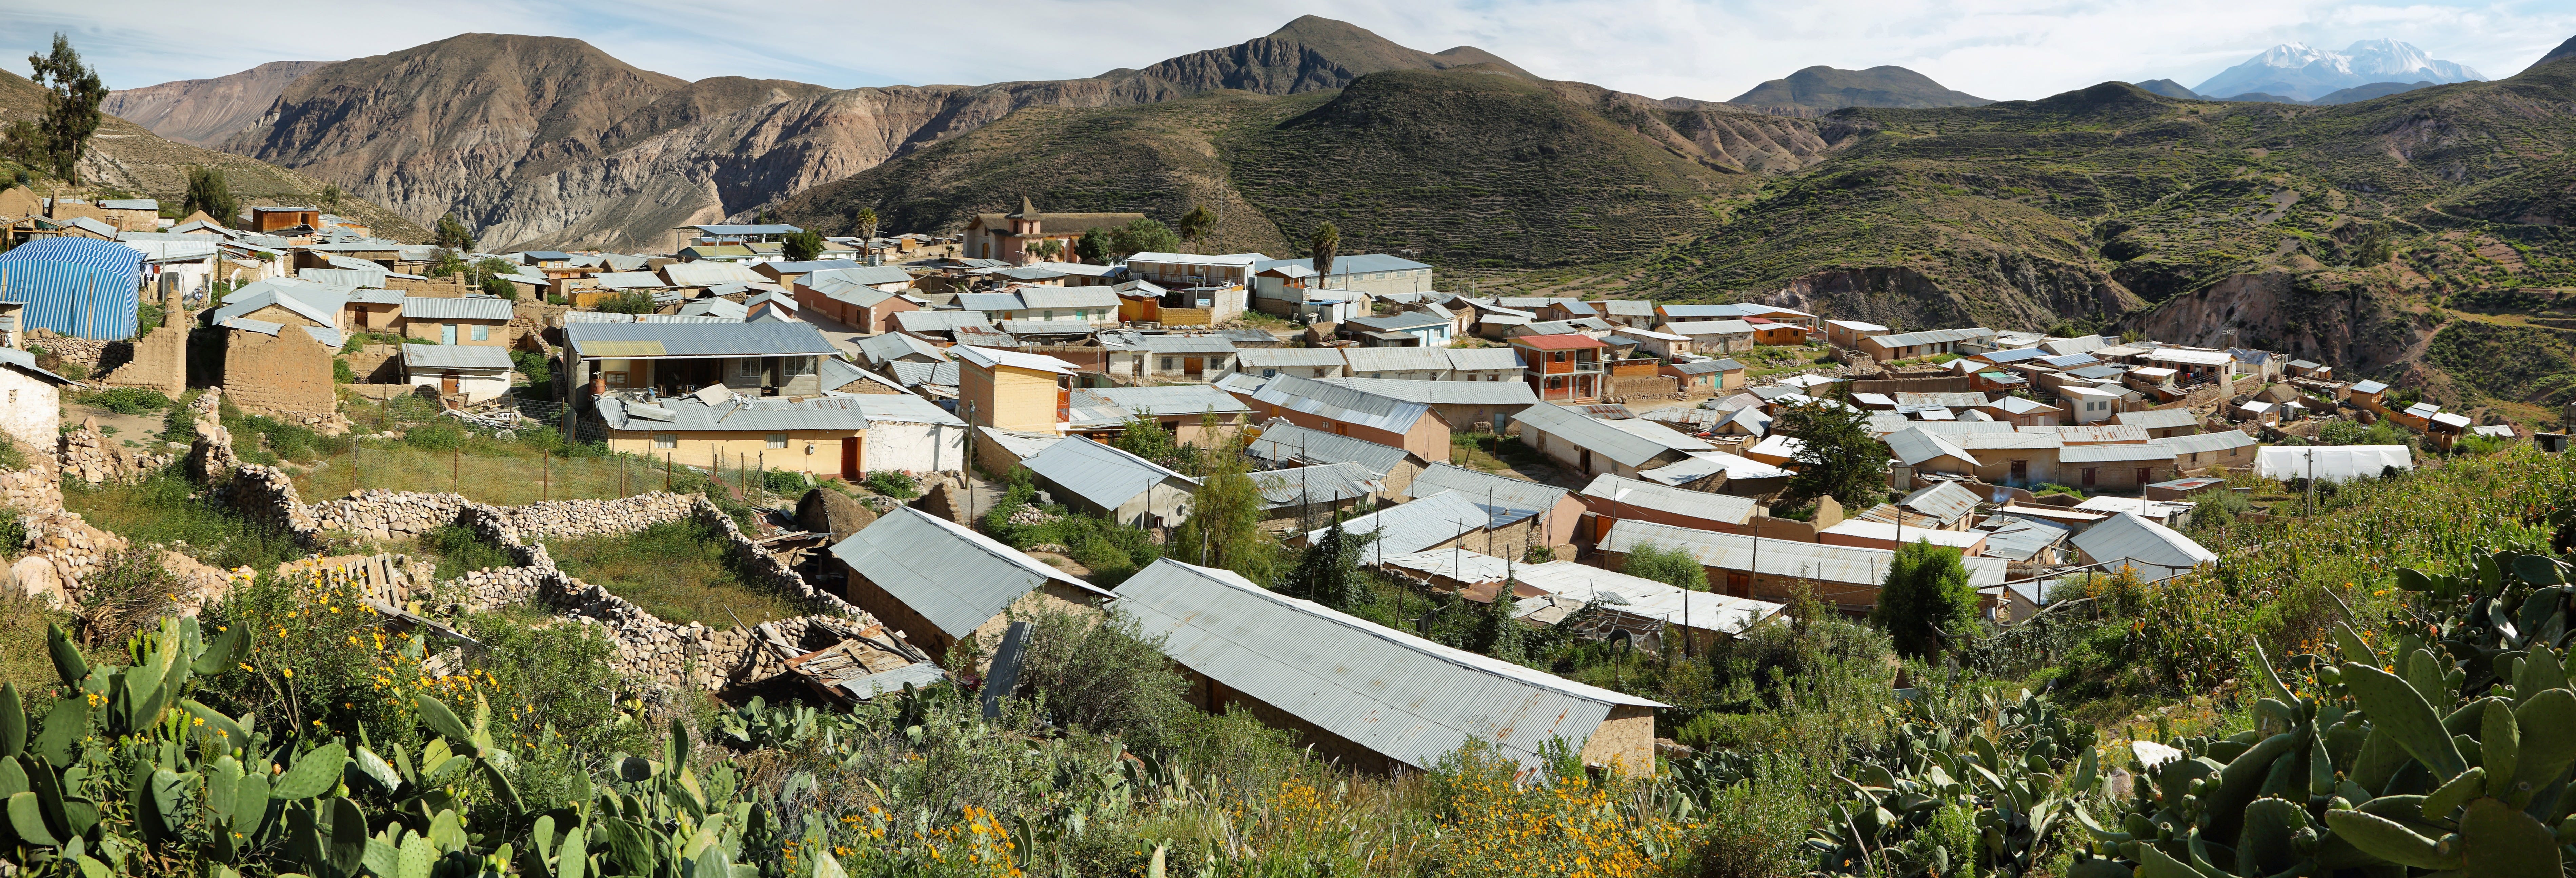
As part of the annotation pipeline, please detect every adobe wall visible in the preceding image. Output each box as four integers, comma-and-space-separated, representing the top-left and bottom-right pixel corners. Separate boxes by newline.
343, 344, 404, 383
101, 325, 187, 396
222, 327, 337, 421
1848, 374, 1979, 395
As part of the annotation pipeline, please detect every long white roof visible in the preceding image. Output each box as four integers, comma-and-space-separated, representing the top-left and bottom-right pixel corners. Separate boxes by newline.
1114, 559, 1662, 772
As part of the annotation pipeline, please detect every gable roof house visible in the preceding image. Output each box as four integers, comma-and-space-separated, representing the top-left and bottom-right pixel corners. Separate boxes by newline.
1513, 402, 1711, 479
592, 390, 874, 476
1244, 418, 1428, 498
1407, 462, 1587, 552
796, 266, 920, 333
955, 345, 1080, 434
1240, 374, 1452, 463
1116, 559, 1662, 775
1600, 519, 2009, 615
401, 343, 515, 404
562, 321, 840, 400
2112, 407, 2201, 438
1301, 489, 1543, 566
830, 507, 1116, 658
1320, 376, 1540, 434
1228, 347, 1348, 381
2070, 512, 2216, 583
1579, 473, 1759, 540
1021, 436, 1199, 528
1246, 462, 1383, 529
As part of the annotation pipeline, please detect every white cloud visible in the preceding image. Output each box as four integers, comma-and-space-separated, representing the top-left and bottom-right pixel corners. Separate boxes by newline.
5, 0, 2571, 102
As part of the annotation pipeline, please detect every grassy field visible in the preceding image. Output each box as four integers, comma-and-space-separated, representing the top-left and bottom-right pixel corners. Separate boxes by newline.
543, 519, 798, 626
61, 469, 306, 571
293, 439, 681, 507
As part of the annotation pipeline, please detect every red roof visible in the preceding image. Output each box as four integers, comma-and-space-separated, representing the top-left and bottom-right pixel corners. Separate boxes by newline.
1512, 333, 1606, 351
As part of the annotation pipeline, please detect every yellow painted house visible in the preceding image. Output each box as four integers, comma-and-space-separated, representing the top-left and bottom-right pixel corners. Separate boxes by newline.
955, 345, 1079, 434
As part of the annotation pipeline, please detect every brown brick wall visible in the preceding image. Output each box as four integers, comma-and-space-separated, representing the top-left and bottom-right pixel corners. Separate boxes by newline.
223, 327, 337, 418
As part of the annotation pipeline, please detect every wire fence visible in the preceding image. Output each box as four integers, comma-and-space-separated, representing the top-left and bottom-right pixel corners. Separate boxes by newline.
313, 392, 814, 509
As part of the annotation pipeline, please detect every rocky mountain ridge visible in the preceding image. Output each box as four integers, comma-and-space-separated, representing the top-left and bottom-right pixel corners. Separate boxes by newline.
2193, 39, 2483, 101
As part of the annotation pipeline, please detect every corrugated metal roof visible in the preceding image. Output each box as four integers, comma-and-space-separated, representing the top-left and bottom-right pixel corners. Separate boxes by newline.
0, 345, 72, 384
1235, 348, 1345, 368
1886, 427, 1980, 467
1513, 403, 1707, 468
1633, 451, 1792, 486
1343, 347, 1451, 373
955, 345, 1077, 375
1023, 436, 1198, 510
890, 310, 992, 333
1900, 482, 1983, 524
595, 392, 873, 432
2048, 423, 2149, 444
565, 321, 836, 359
1658, 320, 1754, 336
662, 261, 767, 287
212, 287, 339, 328
979, 426, 1065, 462
2059, 444, 2176, 463
401, 345, 514, 370
830, 507, 1109, 641
1248, 462, 1381, 508
999, 320, 1096, 336
399, 296, 514, 321
1867, 327, 1995, 348
1581, 474, 1756, 525
1245, 420, 1415, 474
2070, 513, 2215, 581
1308, 489, 1531, 556
1082, 385, 1251, 418
1116, 559, 1658, 771
678, 297, 749, 319
1444, 347, 1524, 371
1604, 519, 2008, 590
1378, 549, 1514, 585
1250, 374, 1432, 434
1248, 253, 1432, 275
1320, 377, 1538, 407
850, 392, 966, 426
1139, 334, 1237, 354
855, 331, 946, 366
1513, 561, 1783, 634
691, 224, 804, 234
1407, 463, 1573, 513
887, 360, 959, 387
2349, 380, 2388, 394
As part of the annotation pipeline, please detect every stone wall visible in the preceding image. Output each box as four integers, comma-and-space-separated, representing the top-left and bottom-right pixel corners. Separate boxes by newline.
57, 422, 174, 486
24, 329, 123, 373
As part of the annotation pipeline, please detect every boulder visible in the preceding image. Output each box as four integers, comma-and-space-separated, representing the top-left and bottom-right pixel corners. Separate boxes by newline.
796, 488, 877, 542
8, 556, 64, 606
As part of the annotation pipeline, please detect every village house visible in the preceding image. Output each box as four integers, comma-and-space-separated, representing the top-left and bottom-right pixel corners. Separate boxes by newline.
1132, 335, 1240, 381
2069, 512, 2216, 583
1597, 300, 1658, 328
562, 320, 838, 401
1445, 347, 1524, 382
1345, 312, 1454, 347
1321, 377, 1539, 433
1513, 402, 1711, 479
2152, 429, 2257, 472
1578, 473, 1758, 542
1247, 463, 1382, 531
1513, 333, 1608, 404
1817, 519, 1990, 555
401, 344, 515, 403
1662, 357, 1746, 396
1858, 327, 1996, 362
1653, 320, 1755, 355
1228, 348, 1348, 380
0, 237, 144, 340
591, 388, 876, 476
830, 507, 1116, 660
2059, 442, 2178, 491
1125, 251, 1265, 289
954, 345, 1080, 435
0, 346, 73, 451
400, 296, 515, 346
1116, 559, 1663, 775
960, 202, 1143, 263
2113, 407, 2199, 438
2058, 385, 2124, 423
1245, 419, 1428, 498
1408, 463, 1588, 553
1070, 385, 1251, 447
1823, 320, 1890, 348
1742, 317, 1809, 346
1021, 436, 1199, 529
1240, 374, 1452, 463
1302, 489, 1542, 561
1249, 254, 1434, 298
1600, 519, 2009, 615
1654, 303, 1815, 327
955, 286, 1121, 326
1341, 347, 1452, 380
796, 266, 919, 332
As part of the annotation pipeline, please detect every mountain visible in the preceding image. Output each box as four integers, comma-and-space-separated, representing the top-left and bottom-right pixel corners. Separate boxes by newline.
770, 69, 1834, 267
101, 60, 333, 147
2192, 40, 2482, 102
2309, 81, 2437, 105
0, 70, 425, 241
2130, 79, 2201, 99
1727, 65, 1991, 115
2533, 36, 2576, 72
162, 18, 1532, 250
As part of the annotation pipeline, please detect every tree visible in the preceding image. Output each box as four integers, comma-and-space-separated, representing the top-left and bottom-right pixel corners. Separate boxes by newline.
1075, 228, 1111, 264
428, 248, 466, 278
1168, 436, 1279, 586
1029, 238, 1064, 261
434, 213, 476, 251
783, 230, 823, 261
320, 183, 342, 208
1107, 218, 1179, 259
180, 166, 238, 227
850, 206, 879, 241
1870, 539, 1979, 658
1310, 221, 1341, 281
1475, 574, 1527, 663
1176, 204, 1218, 248
26, 34, 105, 183
1620, 542, 1709, 591
1775, 399, 1888, 508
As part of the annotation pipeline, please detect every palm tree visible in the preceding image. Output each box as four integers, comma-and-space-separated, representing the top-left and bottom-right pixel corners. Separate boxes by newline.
1310, 222, 1340, 284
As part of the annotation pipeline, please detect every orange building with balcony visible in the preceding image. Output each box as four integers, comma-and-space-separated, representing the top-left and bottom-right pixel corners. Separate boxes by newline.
1513, 334, 1608, 404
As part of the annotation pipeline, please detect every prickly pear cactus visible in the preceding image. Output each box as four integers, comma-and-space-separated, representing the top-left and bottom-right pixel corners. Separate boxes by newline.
2069, 548, 2576, 878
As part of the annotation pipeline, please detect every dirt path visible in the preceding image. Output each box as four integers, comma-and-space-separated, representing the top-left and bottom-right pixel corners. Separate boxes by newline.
61, 402, 173, 451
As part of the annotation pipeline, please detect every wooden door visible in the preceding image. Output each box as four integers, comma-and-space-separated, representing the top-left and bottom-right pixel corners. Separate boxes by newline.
840, 437, 861, 480
2136, 467, 2152, 486
1183, 356, 1204, 375
2081, 467, 2097, 488
1579, 449, 1593, 474
2010, 459, 2028, 483
440, 371, 459, 394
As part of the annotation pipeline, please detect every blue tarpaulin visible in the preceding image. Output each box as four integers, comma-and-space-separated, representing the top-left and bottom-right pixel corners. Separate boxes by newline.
0, 238, 143, 340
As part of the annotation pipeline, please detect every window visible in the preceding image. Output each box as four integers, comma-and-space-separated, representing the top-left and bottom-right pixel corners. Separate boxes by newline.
1161, 357, 1176, 370
470, 324, 489, 341
1263, 369, 1277, 377
737, 358, 764, 379
766, 433, 787, 449
652, 434, 677, 449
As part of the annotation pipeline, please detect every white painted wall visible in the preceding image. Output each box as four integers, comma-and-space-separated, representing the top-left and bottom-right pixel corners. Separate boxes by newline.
864, 420, 965, 474
0, 369, 61, 453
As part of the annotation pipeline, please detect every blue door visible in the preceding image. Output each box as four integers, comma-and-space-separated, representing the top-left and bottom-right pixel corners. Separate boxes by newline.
441, 323, 456, 345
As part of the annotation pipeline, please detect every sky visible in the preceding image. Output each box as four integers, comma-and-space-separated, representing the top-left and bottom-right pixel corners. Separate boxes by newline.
6, 0, 2574, 102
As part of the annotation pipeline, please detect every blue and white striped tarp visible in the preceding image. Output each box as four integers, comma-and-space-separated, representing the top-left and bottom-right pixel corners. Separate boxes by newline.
0, 238, 143, 340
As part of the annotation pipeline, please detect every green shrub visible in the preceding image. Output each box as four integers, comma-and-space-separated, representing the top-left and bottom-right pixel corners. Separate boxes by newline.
1618, 541, 1709, 591
862, 469, 920, 498
761, 468, 811, 496
75, 387, 172, 414
422, 523, 518, 578
593, 290, 656, 314
331, 357, 354, 384
402, 418, 465, 451
1012, 607, 1193, 750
